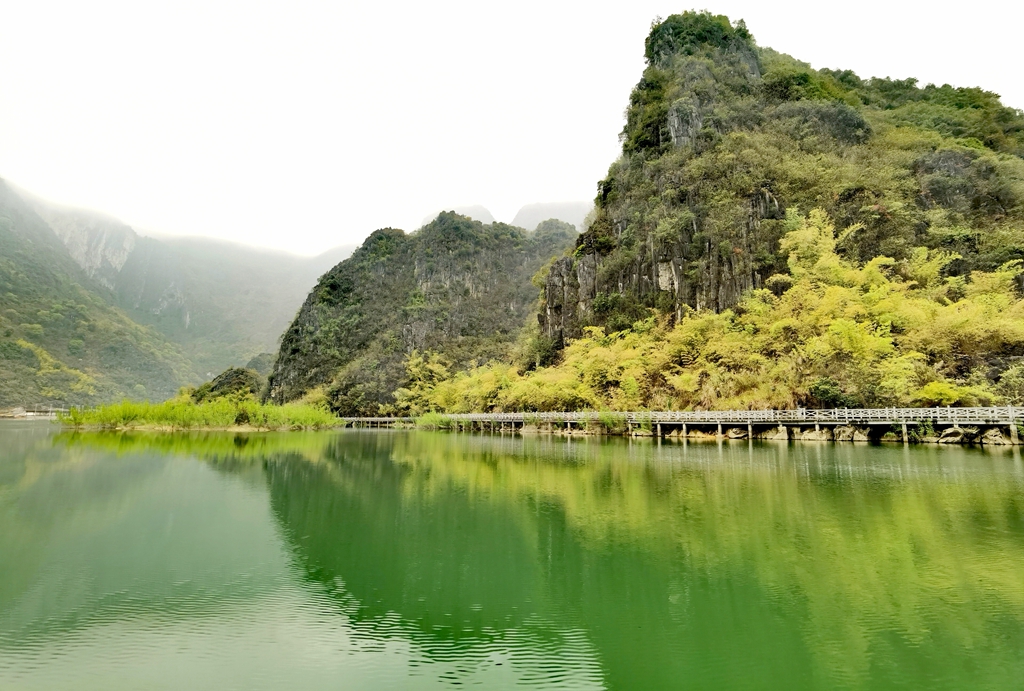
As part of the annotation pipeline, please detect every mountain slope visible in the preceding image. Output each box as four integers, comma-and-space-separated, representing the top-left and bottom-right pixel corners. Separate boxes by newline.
132, 236, 355, 378
0, 179, 196, 406
541, 11, 1024, 342
269, 213, 577, 414
21, 192, 354, 377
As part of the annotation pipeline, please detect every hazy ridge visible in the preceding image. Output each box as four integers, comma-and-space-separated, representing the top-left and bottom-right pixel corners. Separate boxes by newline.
0, 182, 353, 406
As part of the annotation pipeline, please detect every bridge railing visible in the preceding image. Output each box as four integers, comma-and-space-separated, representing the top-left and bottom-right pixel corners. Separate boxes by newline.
343, 407, 1024, 426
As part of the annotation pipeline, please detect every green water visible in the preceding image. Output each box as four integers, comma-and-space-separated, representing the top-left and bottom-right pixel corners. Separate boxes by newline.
1, 422, 1023, 690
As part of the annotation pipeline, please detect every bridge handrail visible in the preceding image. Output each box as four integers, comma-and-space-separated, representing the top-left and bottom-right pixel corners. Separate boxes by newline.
342, 406, 1024, 425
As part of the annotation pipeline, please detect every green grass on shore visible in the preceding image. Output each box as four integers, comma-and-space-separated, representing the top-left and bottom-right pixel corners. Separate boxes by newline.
59, 396, 342, 431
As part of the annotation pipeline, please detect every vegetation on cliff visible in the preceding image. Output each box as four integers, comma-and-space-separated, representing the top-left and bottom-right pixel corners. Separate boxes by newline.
0, 179, 197, 406
399, 209, 1024, 412
388, 12, 1024, 414
25, 191, 352, 378
268, 213, 577, 415
541, 11, 1024, 344
190, 366, 266, 403
66, 10, 1020, 418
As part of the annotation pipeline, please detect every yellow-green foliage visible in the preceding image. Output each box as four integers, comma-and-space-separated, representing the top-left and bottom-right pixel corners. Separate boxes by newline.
17, 339, 98, 399
61, 393, 342, 430
0, 199, 198, 406
414, 411, 454, 430
404, 210, 1024, 412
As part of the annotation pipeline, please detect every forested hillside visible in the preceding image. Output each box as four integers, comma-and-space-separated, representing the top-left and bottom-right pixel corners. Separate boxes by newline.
400, 12, 1024, 413
403, 211, 1024, 412
17, 11, 1024, 414
542, 11, 1024, 342
0, 180, 353, 407
0, 180, 196, 406
26, 193, 352, 378
268, 213, 577, 414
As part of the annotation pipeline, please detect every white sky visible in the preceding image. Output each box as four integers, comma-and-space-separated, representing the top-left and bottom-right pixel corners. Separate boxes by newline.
2, 0, 1021, 255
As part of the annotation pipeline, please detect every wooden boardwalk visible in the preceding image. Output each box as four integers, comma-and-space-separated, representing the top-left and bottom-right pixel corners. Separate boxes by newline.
345, 406, 1023, 425
0, 404, 69, 419
343, 406, 1024, 443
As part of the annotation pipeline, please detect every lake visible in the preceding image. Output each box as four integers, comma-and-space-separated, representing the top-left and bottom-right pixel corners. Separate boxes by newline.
1, 421, 1022, 690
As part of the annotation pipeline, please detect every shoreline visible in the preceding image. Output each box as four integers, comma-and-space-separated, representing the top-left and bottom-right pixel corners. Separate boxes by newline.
49, 405, 1024, 446
51, 421, 1023, 446
57, 423, 348, 433
424, 425, 1021, 446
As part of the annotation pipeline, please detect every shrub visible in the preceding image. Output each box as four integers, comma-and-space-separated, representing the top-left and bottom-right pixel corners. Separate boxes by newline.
416, 412, 453, 430
401, 209, 1024, 413
58, 396, 341, 430
597, 410, 628, 434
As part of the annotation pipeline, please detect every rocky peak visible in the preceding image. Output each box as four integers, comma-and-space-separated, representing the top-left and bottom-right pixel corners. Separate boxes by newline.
539, 11, 1024, 345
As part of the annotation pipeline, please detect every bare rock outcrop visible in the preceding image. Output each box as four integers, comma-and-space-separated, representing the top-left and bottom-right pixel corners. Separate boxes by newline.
980, 428, 1013, 445
938, 426, 979, 444
833, 425, 870, 442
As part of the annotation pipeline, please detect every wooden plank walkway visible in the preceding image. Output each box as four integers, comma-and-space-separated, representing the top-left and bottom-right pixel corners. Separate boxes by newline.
0, 405, 69, 419
344, 407, 1024, 426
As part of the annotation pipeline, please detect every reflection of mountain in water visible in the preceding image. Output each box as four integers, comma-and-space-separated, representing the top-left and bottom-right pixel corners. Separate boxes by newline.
264, 434, 608, 686
16, 428, 1024, 690
265, 434, 817, 689
264, 432, 1024, 691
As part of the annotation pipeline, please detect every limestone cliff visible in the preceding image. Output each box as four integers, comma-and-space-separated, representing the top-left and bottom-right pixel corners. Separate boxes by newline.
20, 193, 354, 377
0, 178, 196, 405
541, 11, 1024, 343
269, 213, 576, 414
30, 203, 137, 290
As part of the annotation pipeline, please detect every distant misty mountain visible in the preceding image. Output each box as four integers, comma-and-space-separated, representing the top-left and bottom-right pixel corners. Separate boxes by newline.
24, 192, 356, 378
421, 203, 592, 232
0, 178, 195, 406
120, 235, 356, 377
0, 180, 355, 407
511, 202, 592, 232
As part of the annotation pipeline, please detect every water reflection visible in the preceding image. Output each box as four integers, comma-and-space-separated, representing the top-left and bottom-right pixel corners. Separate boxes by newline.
1, 424, 1023, 690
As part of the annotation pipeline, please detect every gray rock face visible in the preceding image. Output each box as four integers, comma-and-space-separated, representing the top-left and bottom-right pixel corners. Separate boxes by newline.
980, 428, 1013, 445
833, 425, 870, 442
800, 428, 833, 441
30, 203, 136, 289
543, 253, 598, 343
938, 426, 979, 443
541, 187, 785, 341
761, 425, 791, 440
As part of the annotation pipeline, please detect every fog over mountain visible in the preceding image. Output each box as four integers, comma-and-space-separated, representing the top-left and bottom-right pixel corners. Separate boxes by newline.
2, 1, 1021, 256
511, 202, 592, 232
420, 202, 592, 232
0, 180, 355, 407
2, 174, 595, 409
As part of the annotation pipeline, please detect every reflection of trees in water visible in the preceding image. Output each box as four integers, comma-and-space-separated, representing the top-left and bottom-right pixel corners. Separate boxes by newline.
42, 430, 1024, 689
266, 433, 1024, 690
264, 433, 607, 687
0, 429, 174, 618
263, 436, 803, 688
